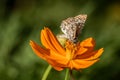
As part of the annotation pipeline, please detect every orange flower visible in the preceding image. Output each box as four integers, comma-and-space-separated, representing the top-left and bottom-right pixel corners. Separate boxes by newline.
30, 27, 104, 71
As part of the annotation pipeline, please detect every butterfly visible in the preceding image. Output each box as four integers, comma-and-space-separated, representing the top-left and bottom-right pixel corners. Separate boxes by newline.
60, 14, 87, 43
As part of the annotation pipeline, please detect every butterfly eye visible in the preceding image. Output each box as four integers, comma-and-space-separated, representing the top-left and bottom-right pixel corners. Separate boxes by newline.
61, 27, 67, 35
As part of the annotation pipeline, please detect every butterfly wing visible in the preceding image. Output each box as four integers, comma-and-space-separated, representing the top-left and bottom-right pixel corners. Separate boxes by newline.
60, 14, 87, 43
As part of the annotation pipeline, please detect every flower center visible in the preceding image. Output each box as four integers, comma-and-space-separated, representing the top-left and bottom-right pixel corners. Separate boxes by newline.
65, 40, 78, 60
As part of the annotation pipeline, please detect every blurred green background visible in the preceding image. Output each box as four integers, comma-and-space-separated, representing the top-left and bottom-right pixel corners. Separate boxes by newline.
0, 0, 120, 80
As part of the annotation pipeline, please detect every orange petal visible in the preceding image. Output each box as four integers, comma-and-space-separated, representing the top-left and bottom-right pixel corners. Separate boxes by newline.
41, 28, 65, 56
49, 50, 68, 65
30, 40, 65, 71
41, 29, 56, 51
46, 28, 65, 54
30, 40, 49, 60
45, 57, 65, 71
46, 59, 65, 71
76, 37, 96, 56
77, 48, 103, 60
80, 37, 95, 47
52, 66, 63, 71
69, 59, 99, 70
76, 47, 88, 55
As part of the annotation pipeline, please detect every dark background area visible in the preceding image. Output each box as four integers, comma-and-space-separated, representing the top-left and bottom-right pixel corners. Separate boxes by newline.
0, 0, 120, 80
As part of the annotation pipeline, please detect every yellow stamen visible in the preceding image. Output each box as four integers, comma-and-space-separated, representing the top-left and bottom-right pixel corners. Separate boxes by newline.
65, 40, 78, 60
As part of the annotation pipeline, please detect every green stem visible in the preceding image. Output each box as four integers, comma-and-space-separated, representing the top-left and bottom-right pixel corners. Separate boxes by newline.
42, 65, 52, 80
65, 69, 70, 80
